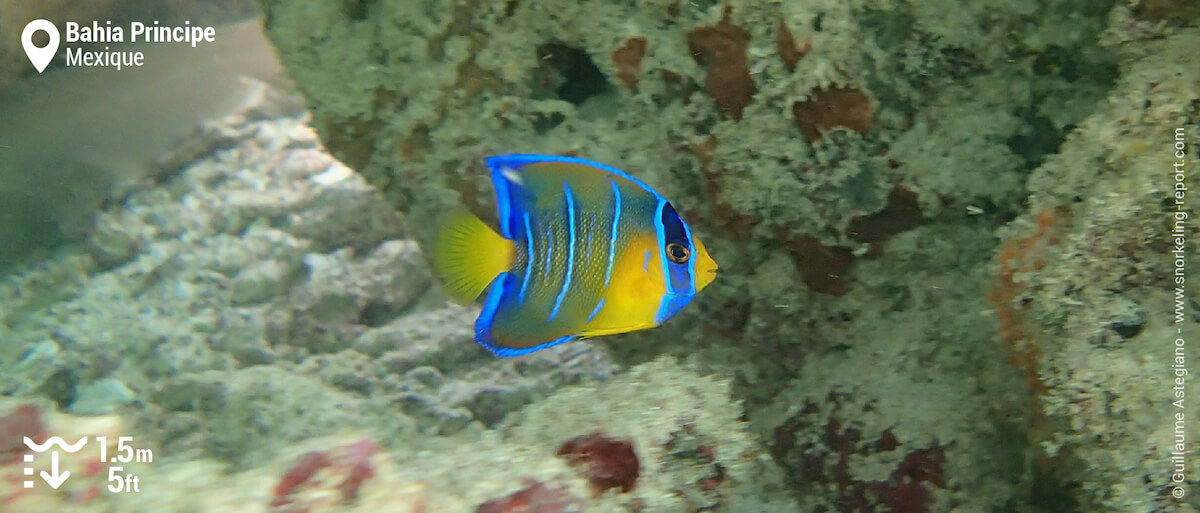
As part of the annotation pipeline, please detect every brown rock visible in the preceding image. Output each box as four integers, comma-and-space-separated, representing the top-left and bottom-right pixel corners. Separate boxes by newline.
776, 19, 810, 72
792, 86, 873, 141
686, 12, 756, 120
611, 36, 648, 91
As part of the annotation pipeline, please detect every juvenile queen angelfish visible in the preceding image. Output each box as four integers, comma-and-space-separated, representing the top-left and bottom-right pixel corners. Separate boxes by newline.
434, 154, 719, 357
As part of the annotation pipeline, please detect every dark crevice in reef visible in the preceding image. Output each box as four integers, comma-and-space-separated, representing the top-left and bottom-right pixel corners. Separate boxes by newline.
534, 43, 609, 105
1006, 109, 1066, 171
341, 0, 371, 21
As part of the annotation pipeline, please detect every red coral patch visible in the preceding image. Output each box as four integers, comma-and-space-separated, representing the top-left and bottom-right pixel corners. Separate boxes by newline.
0, 404, 44, 464
476, 482, 577, 513
556, 432, 639, 494
269, 438, 379, 511
772, 400, 950, 513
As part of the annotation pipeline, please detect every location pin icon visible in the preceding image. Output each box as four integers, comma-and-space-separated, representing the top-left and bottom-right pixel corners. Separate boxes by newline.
22, 19, 60, 73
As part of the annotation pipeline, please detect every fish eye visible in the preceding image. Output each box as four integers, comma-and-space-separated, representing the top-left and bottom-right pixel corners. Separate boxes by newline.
666, 243, 690, 263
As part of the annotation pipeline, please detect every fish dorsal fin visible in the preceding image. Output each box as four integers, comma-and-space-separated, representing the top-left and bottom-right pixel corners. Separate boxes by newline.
485, 154, 662, 238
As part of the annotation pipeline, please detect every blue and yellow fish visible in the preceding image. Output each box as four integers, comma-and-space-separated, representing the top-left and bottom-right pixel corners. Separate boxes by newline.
433, 154, 719, 356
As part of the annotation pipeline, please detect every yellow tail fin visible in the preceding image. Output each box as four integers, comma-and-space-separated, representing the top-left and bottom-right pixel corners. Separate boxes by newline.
433, 209, 515, 304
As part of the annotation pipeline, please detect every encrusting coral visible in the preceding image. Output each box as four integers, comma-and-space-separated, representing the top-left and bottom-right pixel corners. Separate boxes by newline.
2, 358, 796, 513
254, 0, 1187, 510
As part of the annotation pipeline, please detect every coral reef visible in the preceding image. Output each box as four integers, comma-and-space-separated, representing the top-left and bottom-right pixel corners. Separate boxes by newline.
254, 0, 1172, 510
2, 358, 793, 513
0, 98, 616, 468
494, 357, 794, 512
989, 26, 1200, 511
0, 0, 1193, 511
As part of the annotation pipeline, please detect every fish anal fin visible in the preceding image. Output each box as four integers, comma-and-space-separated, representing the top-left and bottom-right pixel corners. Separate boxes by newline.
485, 334, 578, 357
578, 322, 655, 338
472, 273, 584, 356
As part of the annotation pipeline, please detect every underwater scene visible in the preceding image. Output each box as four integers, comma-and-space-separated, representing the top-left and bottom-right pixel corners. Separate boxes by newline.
0, 0, 1198, 511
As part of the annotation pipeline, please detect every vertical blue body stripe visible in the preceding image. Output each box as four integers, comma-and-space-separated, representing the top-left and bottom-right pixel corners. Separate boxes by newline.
549, 182, 576, 321
519, 213, 534, 303
603, 180, 621, 288
543, 225, 552, 277
652, 199, 674, 295
681, 220, 696, 294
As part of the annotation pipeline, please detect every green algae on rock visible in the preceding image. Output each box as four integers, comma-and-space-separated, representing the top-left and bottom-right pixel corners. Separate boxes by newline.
255, 0, 1158, 510
991, 28, 1200, 512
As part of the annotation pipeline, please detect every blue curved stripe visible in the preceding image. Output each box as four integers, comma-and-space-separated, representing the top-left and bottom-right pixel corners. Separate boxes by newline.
680, 217, 697, 295
603, 180, 622, 288
586, 297, 605, 323
519, 213, 534, 303
548, 182, 576, 321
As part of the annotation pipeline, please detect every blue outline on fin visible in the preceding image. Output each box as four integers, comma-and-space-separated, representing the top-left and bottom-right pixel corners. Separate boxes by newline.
472, 274, 580, 354
484, 154, 666, 202
475, 272, 511, 353
474, 272, 579, 357
490, 166, 515, 239
549, 182, 576, 321
488, 335, 578, 357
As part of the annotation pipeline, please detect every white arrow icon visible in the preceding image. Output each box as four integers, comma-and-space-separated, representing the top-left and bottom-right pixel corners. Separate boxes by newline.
40, 451, 70, 489
22, 19, 60, 73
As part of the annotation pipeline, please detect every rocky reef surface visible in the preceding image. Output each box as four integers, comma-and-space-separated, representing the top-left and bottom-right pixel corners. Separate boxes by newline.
1, 0, 1198, 512
0, 99, 618, 475
2, 358, 794, 512
994, 29, 1200, 511
253, 0, 1200, 511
